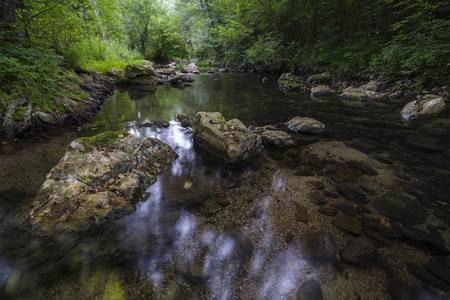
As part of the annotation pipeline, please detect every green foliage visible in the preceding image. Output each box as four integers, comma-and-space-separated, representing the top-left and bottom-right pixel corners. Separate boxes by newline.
0, 31, 63, 108
371, 14, 450, 85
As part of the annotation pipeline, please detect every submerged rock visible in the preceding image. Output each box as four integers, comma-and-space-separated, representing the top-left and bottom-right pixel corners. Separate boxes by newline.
299, 230, 337, 263
288, 117, 325, 134
401, 97, 445, 122
295, 279, 323, 300
19, 131, 178, 235
192, 112, 262, 164
372, 193, 427, 226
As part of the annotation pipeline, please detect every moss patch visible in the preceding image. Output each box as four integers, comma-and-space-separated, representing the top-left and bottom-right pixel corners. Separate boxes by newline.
78, 131, 130, 152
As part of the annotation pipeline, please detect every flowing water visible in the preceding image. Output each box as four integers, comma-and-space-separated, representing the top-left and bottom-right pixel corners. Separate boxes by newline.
0, 73, 449, 299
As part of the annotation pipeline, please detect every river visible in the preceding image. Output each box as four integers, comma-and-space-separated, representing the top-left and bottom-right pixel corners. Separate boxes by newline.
0, 73, 449, 299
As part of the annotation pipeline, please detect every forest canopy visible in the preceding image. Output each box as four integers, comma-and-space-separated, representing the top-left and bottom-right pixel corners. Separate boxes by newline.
1, 0, 449, 90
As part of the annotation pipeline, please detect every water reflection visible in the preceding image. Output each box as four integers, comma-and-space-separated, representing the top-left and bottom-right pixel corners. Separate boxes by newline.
1, 73, 449, 299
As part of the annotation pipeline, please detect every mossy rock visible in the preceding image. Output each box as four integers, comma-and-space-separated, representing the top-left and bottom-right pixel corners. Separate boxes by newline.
78, 131, 130, 152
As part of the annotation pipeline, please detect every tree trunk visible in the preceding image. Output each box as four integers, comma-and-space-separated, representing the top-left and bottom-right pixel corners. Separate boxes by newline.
1, 0, 16, 30
91, 0, 107, 40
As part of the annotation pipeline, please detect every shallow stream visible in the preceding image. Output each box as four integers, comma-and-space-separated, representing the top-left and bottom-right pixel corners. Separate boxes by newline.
0, 73, 449, 299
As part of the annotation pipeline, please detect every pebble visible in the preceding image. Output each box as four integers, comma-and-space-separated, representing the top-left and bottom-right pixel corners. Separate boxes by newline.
347, 160, 378, 175
295, 279, 323, 300
318, 206, 338, 216
306, 181, 325, 190
336, 182, 368, 204
332, 214, 363, 235
308, 191, 328, 205
294, 202, 309, 223
339, 238, 378, 268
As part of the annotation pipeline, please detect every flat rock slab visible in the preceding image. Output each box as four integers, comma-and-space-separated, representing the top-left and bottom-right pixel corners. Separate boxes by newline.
333, 214, 363, 235
18, 132, 178, 235
192, 112, 262, 163
372, 194, 427, 225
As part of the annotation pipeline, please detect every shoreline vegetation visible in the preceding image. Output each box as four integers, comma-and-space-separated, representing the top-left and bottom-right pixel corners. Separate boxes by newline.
1, 0, 449, 147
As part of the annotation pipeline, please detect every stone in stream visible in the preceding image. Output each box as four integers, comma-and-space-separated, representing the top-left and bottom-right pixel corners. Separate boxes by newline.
278, 73, 307, 91
192, 112, 262, 164
308, 191, 328, 205
340, 87, 387, 101
311, 85, 331, 97
332, 214, 363, 235
125, 64, 156, 79
288, 117, 325, 134
336, 182, 368, 204
294, 202, 308, 223
180, 62, 200, 74
339, 238, 378, 268
306, 181, 325, 190
401, 97, 445, 122
361, 81, 378, 92
407, 263, 450, 293
317, 206, 338, 216
170, 74, 195, 87
387, 280, 446, 300
261, 130, 296, 147
346, 160, 378, 175
176, 112, 193, 127
299, 230, 337, 263
372, 193, 427, 226
425, 258, 450, 285
401, 226, 449, 254
295, 279, 323, 300
307, 72, 331, 84
18, 132, 178, 235
295, 169, 315, 177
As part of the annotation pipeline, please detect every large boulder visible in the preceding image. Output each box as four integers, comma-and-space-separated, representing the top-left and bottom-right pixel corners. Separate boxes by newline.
18, 131, 178, 235
278, 73, 307, 91
125, 64, 156, 79
192, 112, 262, 163
401, 97, 445, 122
311, 85, 331, 97
181, 62, 200, 74
288, 117, 325, 134
340, 87, 387, 101
307, 72, 331, 84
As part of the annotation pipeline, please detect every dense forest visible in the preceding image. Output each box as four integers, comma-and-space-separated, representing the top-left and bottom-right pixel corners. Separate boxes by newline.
1, 0, 449, 115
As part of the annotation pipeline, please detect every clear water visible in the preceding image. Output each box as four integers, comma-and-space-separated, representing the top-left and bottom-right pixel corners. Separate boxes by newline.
0, 73, 449, 299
